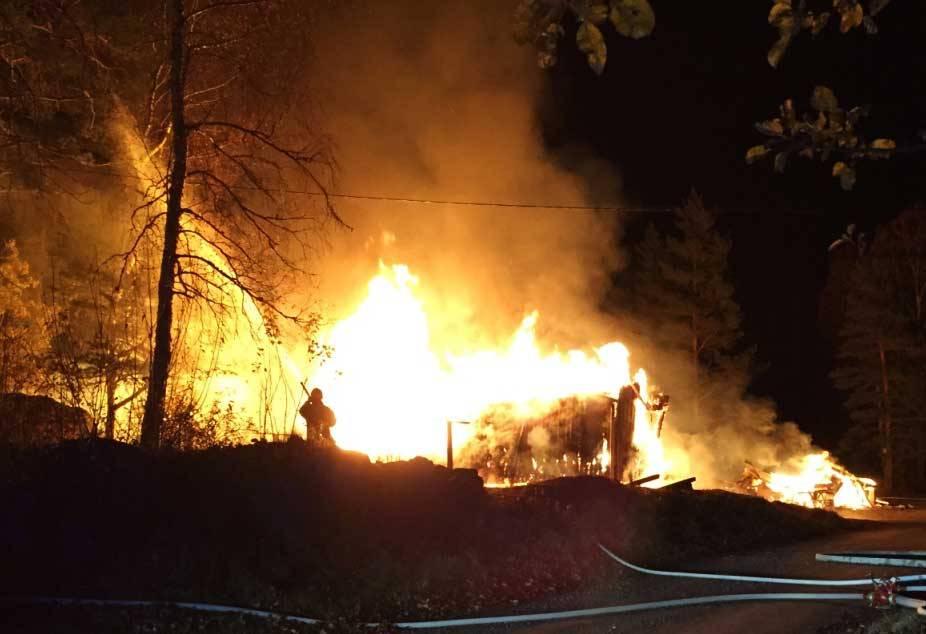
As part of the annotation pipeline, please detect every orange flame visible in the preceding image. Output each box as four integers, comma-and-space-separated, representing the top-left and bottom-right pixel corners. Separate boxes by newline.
308, 262, 875, 510
765, 452, 874, 510
309, 262, 669, 480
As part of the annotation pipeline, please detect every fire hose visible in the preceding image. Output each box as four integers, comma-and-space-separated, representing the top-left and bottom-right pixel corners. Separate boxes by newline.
5, 549, 926, 628
598, 544, 926, 587
0, 593, 874, 628
599, 544, 926, 616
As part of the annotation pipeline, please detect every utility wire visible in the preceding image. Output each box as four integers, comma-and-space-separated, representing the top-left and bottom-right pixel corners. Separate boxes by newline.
1, 165, 825, 215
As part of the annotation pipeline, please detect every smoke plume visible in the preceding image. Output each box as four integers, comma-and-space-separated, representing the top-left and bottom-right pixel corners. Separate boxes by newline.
305, 1, 835, 487
307, 1, 623, 349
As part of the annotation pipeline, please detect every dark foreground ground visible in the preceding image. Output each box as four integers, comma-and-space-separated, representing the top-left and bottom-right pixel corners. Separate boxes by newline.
0, 440, 897, 632
446, 510, 926, 634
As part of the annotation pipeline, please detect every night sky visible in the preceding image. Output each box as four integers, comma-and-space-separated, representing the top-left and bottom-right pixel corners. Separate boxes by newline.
540, 2, 926, 448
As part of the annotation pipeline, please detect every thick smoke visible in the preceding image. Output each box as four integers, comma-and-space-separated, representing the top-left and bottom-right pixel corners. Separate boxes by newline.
616, 265, 830, 488
657, 375, 820, 487
0, 1, 839, 484
307, 1, 622, 349
305, 1, 836, 486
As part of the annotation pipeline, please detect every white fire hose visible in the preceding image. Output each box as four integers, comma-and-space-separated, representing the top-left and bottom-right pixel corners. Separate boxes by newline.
0, 593, 873, 629
598, 544, 926, 587
5, 547, 926, 628
599, 544, 926, 616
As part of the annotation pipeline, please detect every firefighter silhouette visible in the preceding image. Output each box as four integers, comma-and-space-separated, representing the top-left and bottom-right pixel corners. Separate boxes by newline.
300, 387, 336, 446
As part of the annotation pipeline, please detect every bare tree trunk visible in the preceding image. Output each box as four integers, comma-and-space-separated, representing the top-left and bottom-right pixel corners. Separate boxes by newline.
105, 372, 116, 439
877, 337, 893, 494
140, 0, 188, 450
106, 385, 146, 440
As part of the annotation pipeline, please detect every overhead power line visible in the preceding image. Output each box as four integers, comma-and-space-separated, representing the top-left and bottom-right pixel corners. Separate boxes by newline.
2, 165, 824, 215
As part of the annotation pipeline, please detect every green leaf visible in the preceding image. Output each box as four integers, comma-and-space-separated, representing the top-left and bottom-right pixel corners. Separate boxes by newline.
536, 22, 564, 69
767, 35, 791, 68
581, 3, 610, 24
839, 166, 857, 190
840, 3, 863, 32
774, 152, 789, 173
769, 2, 793, 27
868, 0, 891, 17
609, 0, 655, 39
847, 105, 871, 125
545, 22, 566, 39
815, 111, 828, 130
812, 12, 831, 35
833, 162, 856, 190
811, 85, 840, 113
576, 22, 607, 75
780, 98, 797, 126
538, 51, 557, 69
746, 145, 770, 164
755, 118, 785, 136
870, 138, 896, 150
512, 0, 538, 44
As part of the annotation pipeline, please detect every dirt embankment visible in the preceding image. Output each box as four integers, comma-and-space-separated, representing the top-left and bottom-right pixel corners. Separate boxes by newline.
0, 440, 861, 626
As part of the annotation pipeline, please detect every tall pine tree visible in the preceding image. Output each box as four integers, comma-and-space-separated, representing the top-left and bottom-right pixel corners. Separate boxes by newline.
627, 191, 746, 427
833, 209, 926, 493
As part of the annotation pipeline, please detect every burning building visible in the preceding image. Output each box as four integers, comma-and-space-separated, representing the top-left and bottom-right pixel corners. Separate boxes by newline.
301, 262, 875, 510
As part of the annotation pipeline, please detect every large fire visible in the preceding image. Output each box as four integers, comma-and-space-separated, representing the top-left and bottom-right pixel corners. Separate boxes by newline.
741, 452, 876, 511
309, 263, 666, 481
306, 262, 874, 510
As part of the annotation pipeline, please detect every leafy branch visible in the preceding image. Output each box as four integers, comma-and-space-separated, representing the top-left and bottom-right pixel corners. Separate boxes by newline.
768, 0, 892, 68
513, 0, 655, 75
513, 1, 907, 191
746, 86, 908, 190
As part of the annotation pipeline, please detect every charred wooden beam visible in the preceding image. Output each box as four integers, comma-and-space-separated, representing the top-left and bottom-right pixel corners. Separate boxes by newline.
446, 420, 471, 470
660, 477, 696, 490
629, 474, 660, 487
447, 420, 453, 470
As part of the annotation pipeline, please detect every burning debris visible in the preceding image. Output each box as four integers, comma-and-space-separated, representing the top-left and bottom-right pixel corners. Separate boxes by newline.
466, 395, 623, 486
736, 453, 876, 510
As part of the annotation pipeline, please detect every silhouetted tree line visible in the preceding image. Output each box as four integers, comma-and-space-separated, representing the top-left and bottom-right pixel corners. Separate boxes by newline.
831, 210, 926, 494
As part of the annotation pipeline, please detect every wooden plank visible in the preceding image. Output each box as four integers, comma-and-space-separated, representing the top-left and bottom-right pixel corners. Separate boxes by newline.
629, 474, 660, 487
659, 476, 696, 490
